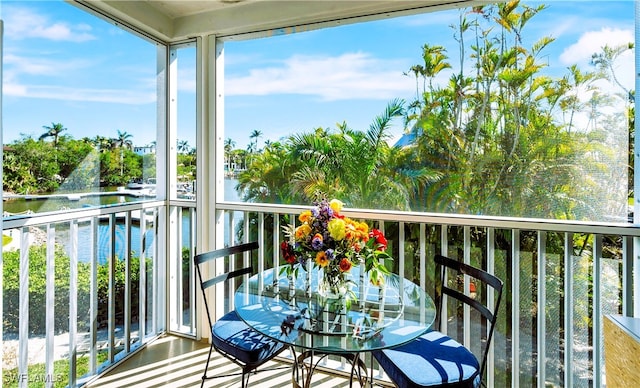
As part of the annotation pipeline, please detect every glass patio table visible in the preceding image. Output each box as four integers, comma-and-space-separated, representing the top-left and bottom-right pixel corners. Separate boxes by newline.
234, 264, 436, 387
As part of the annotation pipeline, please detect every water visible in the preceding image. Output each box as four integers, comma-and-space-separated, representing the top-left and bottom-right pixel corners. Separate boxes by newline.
225, 178, 241, 201
3, 186, 137, 215
4, 178, 242, 263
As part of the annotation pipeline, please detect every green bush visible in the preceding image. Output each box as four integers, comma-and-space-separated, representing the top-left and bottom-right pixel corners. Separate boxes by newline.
3, 245, 148, 335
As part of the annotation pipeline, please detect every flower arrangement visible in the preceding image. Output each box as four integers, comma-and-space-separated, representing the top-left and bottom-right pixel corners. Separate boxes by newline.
280, 197, 392, 294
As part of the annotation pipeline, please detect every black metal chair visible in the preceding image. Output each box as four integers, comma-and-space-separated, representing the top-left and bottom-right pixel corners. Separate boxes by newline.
194, 241, 286, 388
373, 254, 503, 388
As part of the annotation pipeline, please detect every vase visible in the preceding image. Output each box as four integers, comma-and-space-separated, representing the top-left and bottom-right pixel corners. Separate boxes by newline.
318, 272, 349, 299
317, 273, 348, 318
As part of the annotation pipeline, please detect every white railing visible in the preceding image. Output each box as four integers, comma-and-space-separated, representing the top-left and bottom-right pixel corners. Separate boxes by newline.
3, 199, 637, 387
2, 201, 169, 388
217, 201, 640, 388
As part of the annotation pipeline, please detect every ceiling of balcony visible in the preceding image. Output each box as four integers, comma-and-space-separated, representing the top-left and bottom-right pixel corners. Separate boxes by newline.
72, 0, 477, 42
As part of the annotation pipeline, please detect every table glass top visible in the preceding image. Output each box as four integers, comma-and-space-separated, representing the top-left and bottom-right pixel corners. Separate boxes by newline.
234, 265, 436, 353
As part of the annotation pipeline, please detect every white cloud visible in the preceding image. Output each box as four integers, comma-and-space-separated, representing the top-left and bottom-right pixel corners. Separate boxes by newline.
4, 6, 95, 42
4, 53, 92, 76
559, 27, 634, 95
226, 52, 414, 101
559, 27, 633, 66
5, 84, 155, 105
3, 52, 157, 104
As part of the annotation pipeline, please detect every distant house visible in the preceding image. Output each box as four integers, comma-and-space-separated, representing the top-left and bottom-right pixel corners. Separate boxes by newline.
134, 144, 156, 155
394, 126, 423, 148
393, 132, 417, 148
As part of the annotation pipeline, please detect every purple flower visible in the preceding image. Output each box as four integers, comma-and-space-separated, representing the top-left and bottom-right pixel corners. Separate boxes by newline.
325, 249, 335, 260
311, 234, 324, 250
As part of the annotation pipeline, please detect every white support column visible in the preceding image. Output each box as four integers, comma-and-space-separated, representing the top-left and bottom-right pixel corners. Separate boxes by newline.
155, 42, 169, 334
194, 34, 209, 340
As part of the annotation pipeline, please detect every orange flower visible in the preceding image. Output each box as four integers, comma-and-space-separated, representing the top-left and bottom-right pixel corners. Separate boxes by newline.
295, 224, 311, 239
339, 258, 352, 272
315, 251, 329, 267
299, 210, 312, 223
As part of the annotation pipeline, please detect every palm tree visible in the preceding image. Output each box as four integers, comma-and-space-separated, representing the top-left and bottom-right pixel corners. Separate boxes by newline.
177, 140, 190, 154
224, 138, 236, 172
39, 122, 67, 147
286, 98, 422, 209
249, 129, 262, 152
236, 99, 428, 209
115, 130, 133, 149
92, 136, 113, 153
114, 130, 133, 177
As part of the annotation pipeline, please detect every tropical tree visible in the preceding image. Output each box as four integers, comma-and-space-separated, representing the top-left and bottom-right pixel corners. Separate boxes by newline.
177, 140, 190, 154
396, 1, 629, 221
39, 122, 67, 147
114, 130, 133, 177
55, 137, 97, 190
4, 136, 59, 193
286, 99, 414, 208
236, 141, 295, 203
591, 43, 635, 201
238, 99, 438, 210
92, 135, 113, 153
249, 129, 263, 152
224, 138, 236, 173
114, 130, 133, 149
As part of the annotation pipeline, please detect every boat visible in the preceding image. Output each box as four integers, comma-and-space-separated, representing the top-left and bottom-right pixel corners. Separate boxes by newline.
126, 178, 156, 190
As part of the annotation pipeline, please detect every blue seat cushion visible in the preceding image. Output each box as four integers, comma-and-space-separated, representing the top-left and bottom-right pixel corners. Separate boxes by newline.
373, 330, 480, 388
212, 310, 285, 366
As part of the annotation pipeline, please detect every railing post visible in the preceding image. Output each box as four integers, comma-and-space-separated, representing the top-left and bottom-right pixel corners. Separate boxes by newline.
593, 234, 603, 388
19, 227, 30, 388
564, 232, 574, 388
69, 220, 79, 387
108, 214, 116, 363
124, 211, 132, 353
46, 224, 55, 388
486, 227, 496, 387
463, 226, 471, 351
90, 218, 98, 374
512, 229, 520, 388
537, 231, 547, 388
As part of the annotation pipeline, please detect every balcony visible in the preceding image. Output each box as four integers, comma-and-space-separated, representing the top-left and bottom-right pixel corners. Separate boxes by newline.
2, 1, 638, 387
85, 335, 366, 388
3, 201, 637, 387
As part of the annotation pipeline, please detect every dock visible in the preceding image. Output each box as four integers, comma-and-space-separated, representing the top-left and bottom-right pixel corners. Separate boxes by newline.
4, 189, 155, 202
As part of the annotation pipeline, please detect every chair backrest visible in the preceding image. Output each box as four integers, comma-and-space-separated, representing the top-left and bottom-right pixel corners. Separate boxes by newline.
434, 254, 504, 384
194, 241, 259, 327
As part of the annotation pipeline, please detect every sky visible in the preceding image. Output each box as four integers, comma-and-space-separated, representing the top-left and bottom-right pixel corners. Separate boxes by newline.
0, 1, 636, 151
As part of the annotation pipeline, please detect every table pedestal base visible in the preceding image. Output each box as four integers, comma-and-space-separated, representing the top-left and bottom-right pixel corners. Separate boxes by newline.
291, 348, 370, 388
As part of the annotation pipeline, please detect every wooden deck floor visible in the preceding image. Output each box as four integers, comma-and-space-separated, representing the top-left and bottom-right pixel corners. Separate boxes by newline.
86, 335, 385, 388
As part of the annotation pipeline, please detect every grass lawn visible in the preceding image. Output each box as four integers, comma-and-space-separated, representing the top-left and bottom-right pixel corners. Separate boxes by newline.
3, 352, 109, 388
